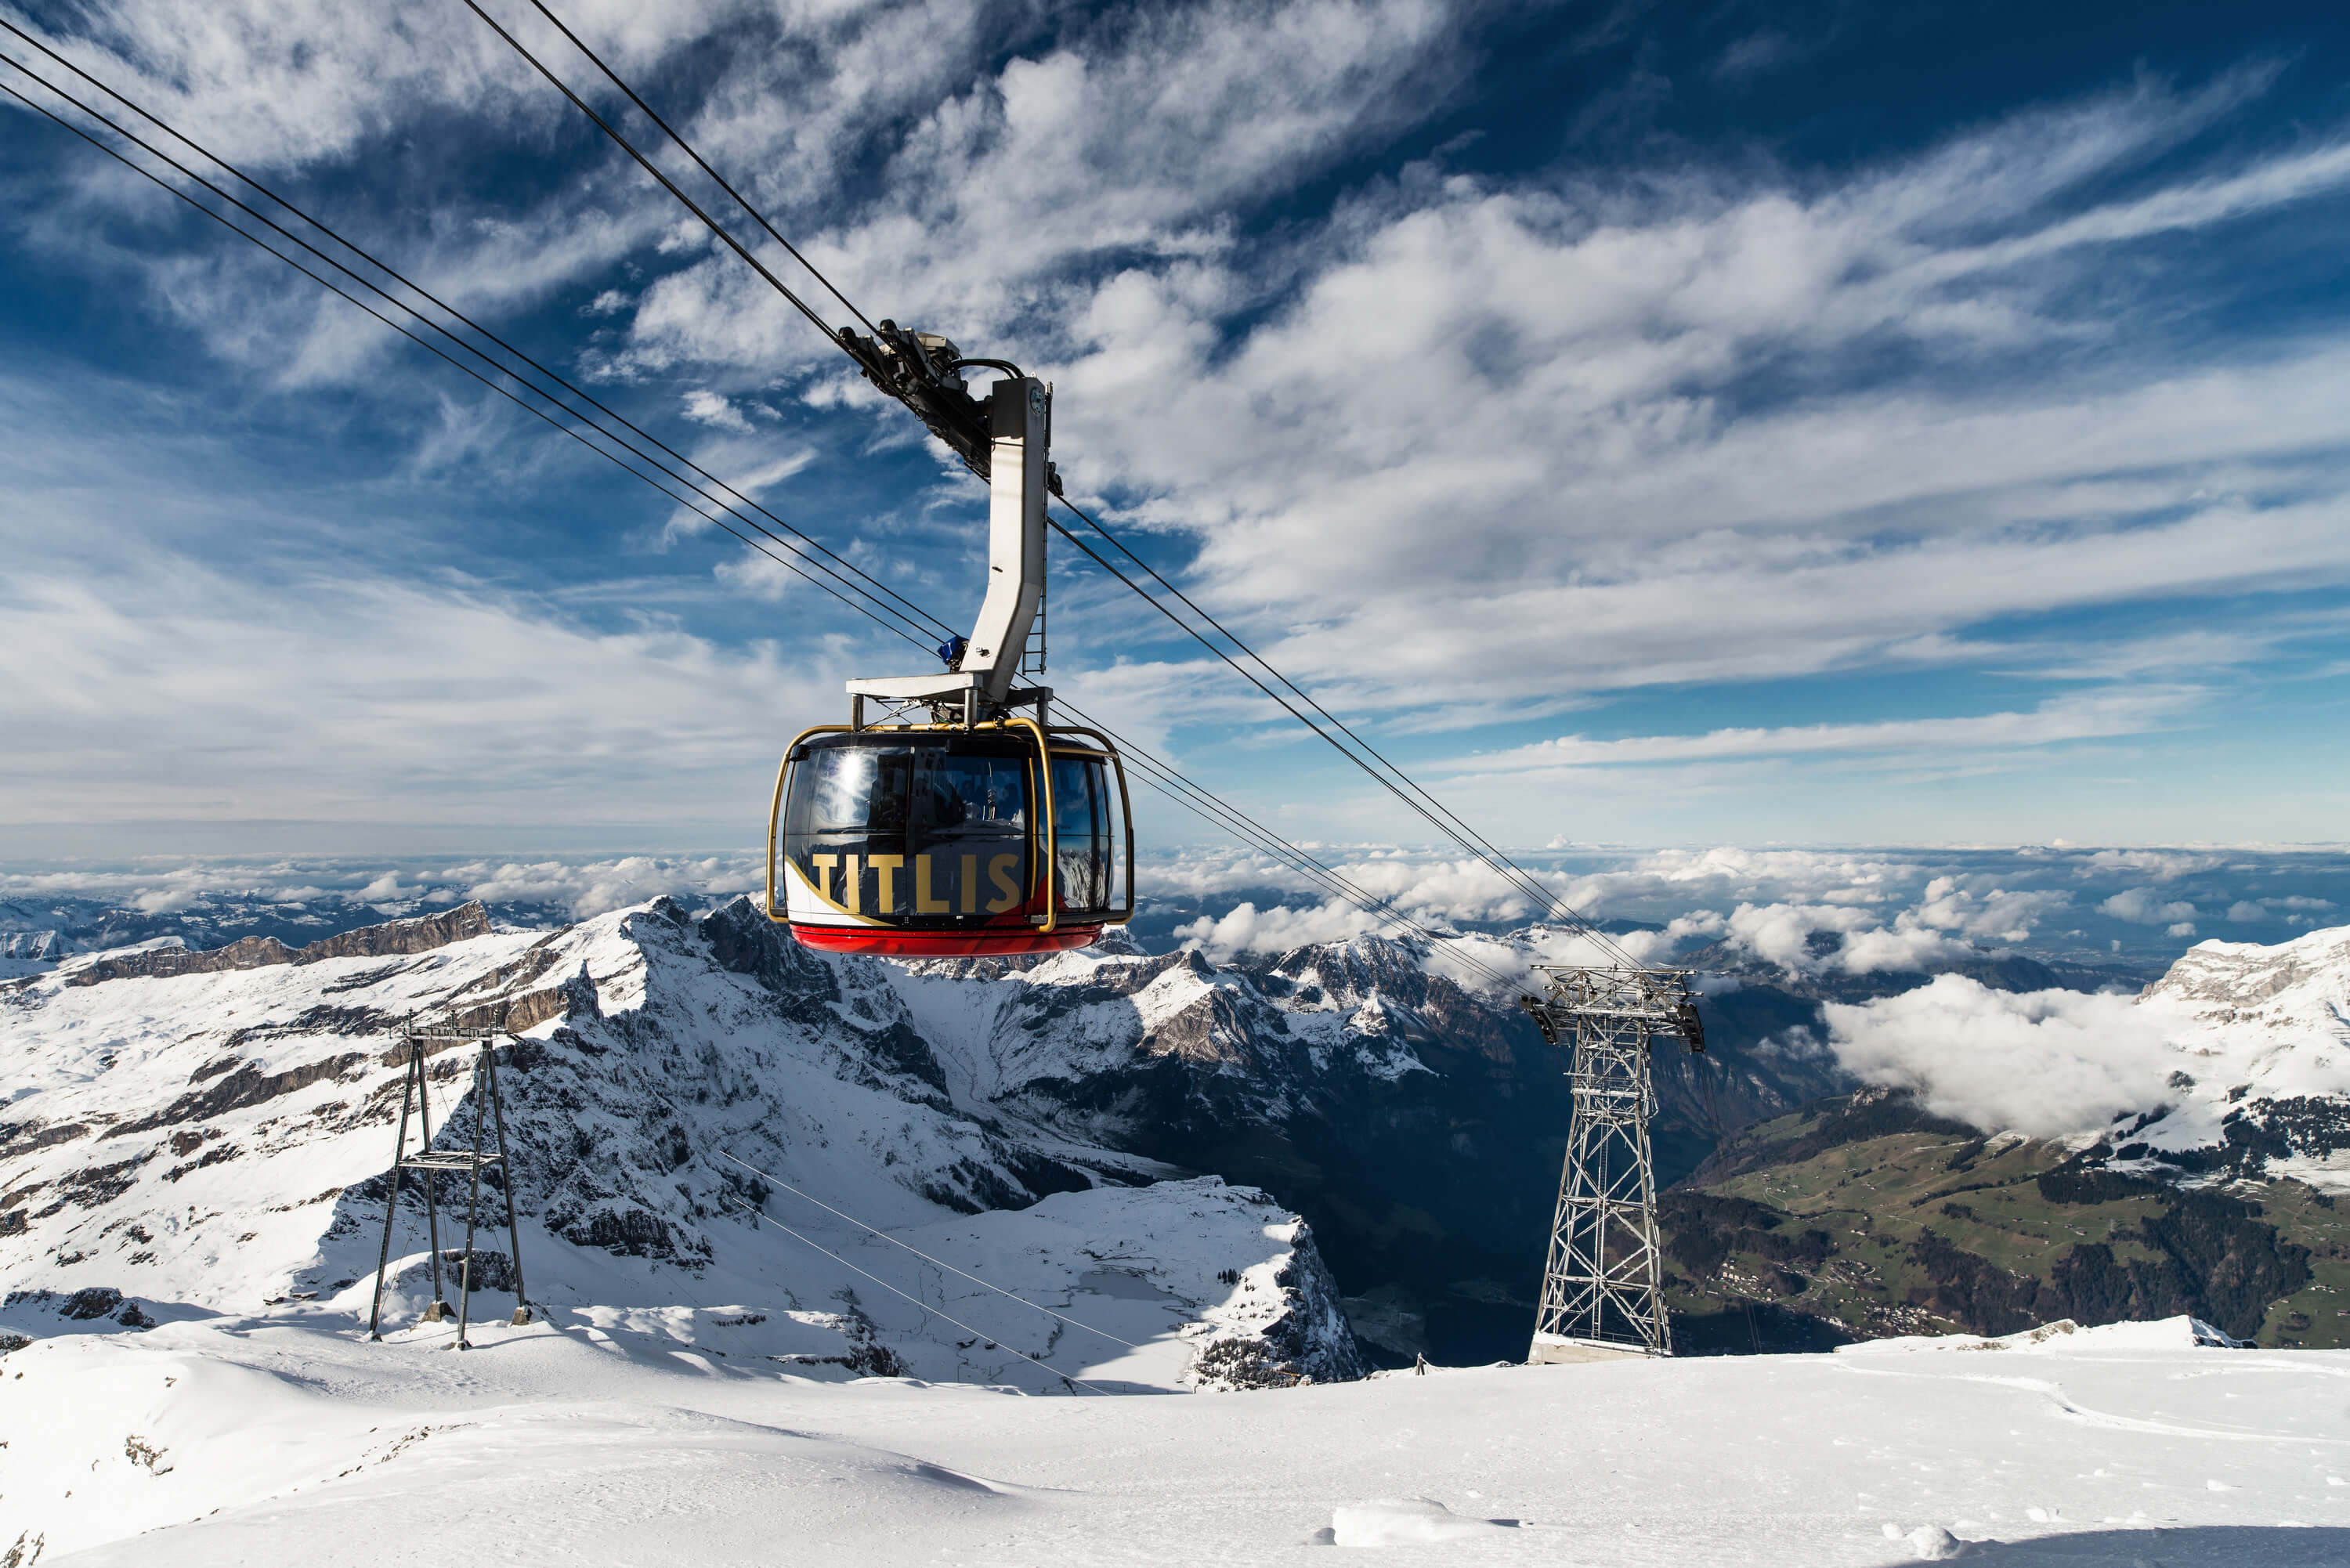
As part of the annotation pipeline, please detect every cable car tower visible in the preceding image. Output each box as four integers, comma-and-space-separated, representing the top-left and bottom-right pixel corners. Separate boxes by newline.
764, 323, 1133, 956
1519, 964, 1705, 1362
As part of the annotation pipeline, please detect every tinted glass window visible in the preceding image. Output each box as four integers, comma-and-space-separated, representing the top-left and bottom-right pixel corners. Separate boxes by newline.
783, 741, 1034, 922
802, 746, 888, 832
1051, 756, 1115, 914
915, 752, 1028, 845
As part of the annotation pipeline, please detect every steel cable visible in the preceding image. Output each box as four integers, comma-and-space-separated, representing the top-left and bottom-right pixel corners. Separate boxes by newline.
720, 1151, 1148, 1352
454, 0, 838, 344
515, 0, 881, 338
461, 0, 1646, 971
1047, 492, 1643, 965
0, 17, 954, 650
719, 1194, 1108, 1393
3, 26, 1585, 989
0, 50, 950, 654
1057, 703, 1526, 991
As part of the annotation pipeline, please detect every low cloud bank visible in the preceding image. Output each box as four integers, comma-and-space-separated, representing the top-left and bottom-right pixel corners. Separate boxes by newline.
8, 844, 2345, 973
0, 854, 764, 923
1821, 976, 2181, 1138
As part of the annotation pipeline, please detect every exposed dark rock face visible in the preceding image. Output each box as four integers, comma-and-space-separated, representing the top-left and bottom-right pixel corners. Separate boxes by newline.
1185, 1212, 1365, 1388
552, 1205, 680, 1259
111, 1055, 369, 1139
3, 1285, 155, 1329
67, 903, 494, 987
0, 1122, 92, 1161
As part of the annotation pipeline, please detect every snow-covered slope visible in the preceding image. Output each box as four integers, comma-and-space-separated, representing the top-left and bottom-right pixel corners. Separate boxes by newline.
0, 1305, 2327, 1566
0, 898, 1362, 1392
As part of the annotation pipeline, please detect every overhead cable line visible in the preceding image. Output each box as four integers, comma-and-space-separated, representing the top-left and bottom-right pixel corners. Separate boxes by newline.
3, 16, 1608, 986
720, 1151, 1148, 1352
0, 46, 1521, 987
455, 0, 840, 345
465, 0, 1643, 970
0, 56, 942, 658
719, 1194, 1107, 1393
514, 0, 882, 338
0, 19, 953, 652
1044, 505, 1642, 967
1056, 702, 1527, 992
1047, 492, 1644, 966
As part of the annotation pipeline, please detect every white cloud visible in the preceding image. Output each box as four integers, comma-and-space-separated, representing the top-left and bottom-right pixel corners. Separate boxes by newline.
1909, 877, 2070, 943
682, 389, 753, 432
2101, 887, 2198, 926
1821, 976, 2181, 1138
1440, 689, 2193, 775
461, 854, 761, 918
0, 537, 829, 832
0, 852, 766, 923
1723, 901, 1976, 977
1175, 899, 1386, 959
2080, 849, 2220, 881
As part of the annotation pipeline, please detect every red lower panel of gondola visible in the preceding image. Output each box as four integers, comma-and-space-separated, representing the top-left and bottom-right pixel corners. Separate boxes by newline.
787, 923, 1104, 957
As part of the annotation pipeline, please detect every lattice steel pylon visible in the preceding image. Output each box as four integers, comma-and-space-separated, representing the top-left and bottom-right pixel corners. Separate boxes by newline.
367, 1020, 533, 1349
1520, 965, 1704, 1364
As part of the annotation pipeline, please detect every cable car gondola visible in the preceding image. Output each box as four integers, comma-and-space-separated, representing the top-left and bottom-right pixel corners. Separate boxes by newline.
763, 330, 1134, 956
768, 718, 1132, 955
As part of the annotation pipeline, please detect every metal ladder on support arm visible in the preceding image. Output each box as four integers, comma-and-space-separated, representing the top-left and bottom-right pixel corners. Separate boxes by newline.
367, 1020, 534, 1349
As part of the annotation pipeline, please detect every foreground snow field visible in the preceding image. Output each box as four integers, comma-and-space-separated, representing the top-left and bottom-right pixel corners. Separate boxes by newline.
2, 1315, 2342, 1566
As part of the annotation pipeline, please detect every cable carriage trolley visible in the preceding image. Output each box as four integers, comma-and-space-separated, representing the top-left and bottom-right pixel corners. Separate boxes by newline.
765, 325, 1133, 956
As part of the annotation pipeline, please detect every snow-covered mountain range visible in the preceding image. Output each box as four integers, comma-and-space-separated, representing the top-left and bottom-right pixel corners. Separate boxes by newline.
4, 888, 1877, 1366
2128, 925, 2350, 1180
0, 898, 1378, 1390
13, 878, 2350, 1381
1813, 921, 2350, 1182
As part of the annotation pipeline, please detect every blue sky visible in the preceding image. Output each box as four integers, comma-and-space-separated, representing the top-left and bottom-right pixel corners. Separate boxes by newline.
3, 0, 2349, 862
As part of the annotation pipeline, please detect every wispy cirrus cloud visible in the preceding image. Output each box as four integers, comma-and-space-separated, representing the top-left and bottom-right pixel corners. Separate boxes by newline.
1438, 688, 2198, 775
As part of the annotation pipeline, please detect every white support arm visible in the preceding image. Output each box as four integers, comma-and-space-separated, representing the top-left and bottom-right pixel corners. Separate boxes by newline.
958, 377, 1049, 706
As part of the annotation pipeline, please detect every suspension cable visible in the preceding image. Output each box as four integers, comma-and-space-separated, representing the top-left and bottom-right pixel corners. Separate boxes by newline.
6, 14, 1623, 984
0, 61, 938, 656
720, 1151, 1147, 1351
455, 1, 1644, 969
1046, 511, 1640, 965
0, 18, 955, 650
719, 1194, 1107, 1393
515, 0, 882, 337
1058, 703, 1525, 990
1050, 492, 1642, 965
454, 0, 840, 345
